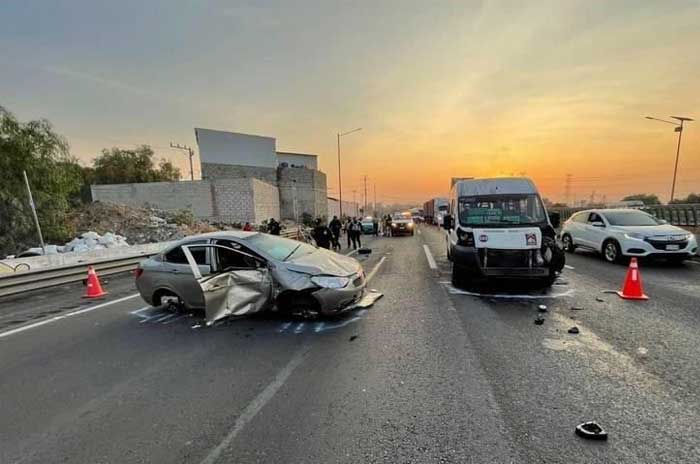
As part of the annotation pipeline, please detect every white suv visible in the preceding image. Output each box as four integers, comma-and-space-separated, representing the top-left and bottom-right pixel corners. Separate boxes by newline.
561, 208, 698, 264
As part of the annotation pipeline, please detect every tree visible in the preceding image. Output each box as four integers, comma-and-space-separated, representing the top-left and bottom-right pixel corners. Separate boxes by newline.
91, 145, 180, 184
669, 193, 700, 204
0, 105, 83, 255
622, 194, 661, 205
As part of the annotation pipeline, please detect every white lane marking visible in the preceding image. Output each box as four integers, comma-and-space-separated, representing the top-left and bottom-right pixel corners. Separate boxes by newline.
564, 264, 575, 270
423, 245, 438, 270
163, 314, 185, 325
443, 283, 574, 299
200, 344, 311, 464
293, 322, 305, 334
277, 322, 293, 333
0, 294, 140, 339
366, 256, 386, 283
154, 313, 178, 323
130, 306, 153, 316
345, 249, 358, 256
687, 260, 699, 265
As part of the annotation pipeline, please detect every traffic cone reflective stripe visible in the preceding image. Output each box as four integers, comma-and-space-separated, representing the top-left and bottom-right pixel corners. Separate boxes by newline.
84, 265, 107, 298
617, 257, 648, 300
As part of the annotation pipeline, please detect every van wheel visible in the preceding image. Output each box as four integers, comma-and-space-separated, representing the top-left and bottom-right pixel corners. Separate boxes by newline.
602, 239, 622, 263
562, 234, 576, 253
451, 263, 469, 289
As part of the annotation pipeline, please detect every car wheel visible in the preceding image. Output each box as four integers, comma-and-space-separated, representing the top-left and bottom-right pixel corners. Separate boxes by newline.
154, 290, 184, 311
602, 239, 622, 263
562, 234, 576, 253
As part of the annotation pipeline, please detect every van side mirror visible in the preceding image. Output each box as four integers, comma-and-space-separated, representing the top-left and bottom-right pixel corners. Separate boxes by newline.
443, 215, 453, 230
548, 212, 561, 229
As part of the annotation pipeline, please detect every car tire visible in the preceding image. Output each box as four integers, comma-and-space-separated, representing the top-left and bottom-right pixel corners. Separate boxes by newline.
153, 290, 184, 311
562, 234, 576, 253
602, 239, 622, 264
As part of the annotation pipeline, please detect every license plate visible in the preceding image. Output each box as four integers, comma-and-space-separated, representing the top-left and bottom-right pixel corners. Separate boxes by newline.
666, 244, 680, 251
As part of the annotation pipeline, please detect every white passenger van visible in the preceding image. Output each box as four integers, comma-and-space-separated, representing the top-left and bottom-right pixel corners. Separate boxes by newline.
443, 177, 565, 287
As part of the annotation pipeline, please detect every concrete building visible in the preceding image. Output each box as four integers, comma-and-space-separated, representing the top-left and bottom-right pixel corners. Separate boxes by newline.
327, 197, 360, 218
90, 128, 328, 224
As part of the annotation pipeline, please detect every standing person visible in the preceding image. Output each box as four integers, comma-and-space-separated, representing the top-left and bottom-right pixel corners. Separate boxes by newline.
329, 215, 342, 251
372, 217, 379, 236
268, 218, 281, 235
346, 217, 353, 249
384, 214, 393, 236
242, 222, 253, 231
351, 217, 362, 249
312, 218, 332, 249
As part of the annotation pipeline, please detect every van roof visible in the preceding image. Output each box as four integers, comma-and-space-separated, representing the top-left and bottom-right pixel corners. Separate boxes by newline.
453, 177, 538, 196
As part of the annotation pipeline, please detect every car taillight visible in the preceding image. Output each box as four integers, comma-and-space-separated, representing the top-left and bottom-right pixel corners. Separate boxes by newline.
134, 267, 144, 279
457, 229, 474, 246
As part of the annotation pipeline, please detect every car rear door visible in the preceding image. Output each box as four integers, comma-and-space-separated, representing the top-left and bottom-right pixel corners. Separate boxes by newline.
182, 243, 273, 324
160, 240, 211, 308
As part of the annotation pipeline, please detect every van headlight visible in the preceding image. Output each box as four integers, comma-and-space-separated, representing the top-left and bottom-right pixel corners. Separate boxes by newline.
311, 276, 350, 289
624, 232, 645, 240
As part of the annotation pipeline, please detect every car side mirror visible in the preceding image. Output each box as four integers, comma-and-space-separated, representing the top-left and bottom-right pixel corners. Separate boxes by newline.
443, 215, 453, 230
548, 212, 561, 229
591, 221, 605, 228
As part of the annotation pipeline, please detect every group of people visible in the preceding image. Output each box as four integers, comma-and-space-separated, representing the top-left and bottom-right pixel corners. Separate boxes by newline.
311, 216, 370, 251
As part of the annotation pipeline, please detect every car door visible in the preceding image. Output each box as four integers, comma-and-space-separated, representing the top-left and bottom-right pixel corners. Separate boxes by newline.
160, 240, 211, 308
182, 243, 273, 324
584, 212, 607, 250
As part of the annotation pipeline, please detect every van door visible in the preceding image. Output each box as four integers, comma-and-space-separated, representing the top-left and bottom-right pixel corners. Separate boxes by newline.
182, 244, 272, 324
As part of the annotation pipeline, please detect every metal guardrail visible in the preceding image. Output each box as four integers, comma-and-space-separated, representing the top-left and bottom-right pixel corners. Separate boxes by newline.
0, 254, 155, 298
0, 227, 311, 298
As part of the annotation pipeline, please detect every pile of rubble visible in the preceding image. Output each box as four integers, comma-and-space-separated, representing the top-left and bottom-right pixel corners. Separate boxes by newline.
66, 201, 218, 246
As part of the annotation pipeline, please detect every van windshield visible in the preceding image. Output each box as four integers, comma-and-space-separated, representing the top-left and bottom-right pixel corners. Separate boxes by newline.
458, 194, 546, 227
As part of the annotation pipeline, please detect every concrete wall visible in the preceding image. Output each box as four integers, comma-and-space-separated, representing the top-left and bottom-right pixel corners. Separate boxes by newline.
90, 178, 279, 225
278, 167, 328, 221
327, 197, 360, 219
201, 162, 278, 185
277, 152, 318, 170
195, 128, 277, 168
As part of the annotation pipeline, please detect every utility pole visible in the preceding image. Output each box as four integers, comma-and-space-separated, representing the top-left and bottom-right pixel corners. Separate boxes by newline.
23, 170, 46, 254
363, 175, 368, 214
645, 115, 693, 202
564, 174, 572, 206
374, 183, 377, 214
352, 190, 358, 216
170, 142, 195, 181
336, 128, 362, 219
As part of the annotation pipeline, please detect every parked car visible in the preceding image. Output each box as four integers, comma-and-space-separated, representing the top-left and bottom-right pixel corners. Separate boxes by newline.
360, 217, 376, 234
135, 231, 369, 323
444, 177, 564, 287
390, 212, 415, 236
561, 208, 698, 263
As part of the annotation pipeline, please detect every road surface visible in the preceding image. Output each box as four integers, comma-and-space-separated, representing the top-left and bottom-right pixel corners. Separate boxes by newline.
1, 227, 699, 463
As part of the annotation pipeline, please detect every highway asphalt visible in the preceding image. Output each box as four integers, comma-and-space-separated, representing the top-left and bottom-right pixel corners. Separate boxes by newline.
1, 227, 698, 463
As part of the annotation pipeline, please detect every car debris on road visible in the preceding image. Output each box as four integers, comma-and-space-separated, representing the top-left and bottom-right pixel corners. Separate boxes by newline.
575, 421, 608, 440
568, 326, 580, 334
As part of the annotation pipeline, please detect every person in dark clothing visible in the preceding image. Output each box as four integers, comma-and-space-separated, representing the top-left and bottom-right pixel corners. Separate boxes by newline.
329, 215, 342, 251
372, 217, 379, 236
312, 218, 332, 249
350, 218, 362, 249
268, 218, 281, 235
346, 217, 354, 249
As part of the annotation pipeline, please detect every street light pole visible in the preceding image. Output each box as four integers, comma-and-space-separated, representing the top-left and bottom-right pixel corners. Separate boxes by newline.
645, 116, 693, 202
336, 128, 362, 219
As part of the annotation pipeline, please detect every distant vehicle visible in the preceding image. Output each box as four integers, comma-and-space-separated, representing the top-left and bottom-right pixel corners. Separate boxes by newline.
607, 200, 645, 209
561, 208, 698, 264
135, 231, 368, 322
444, 177, 564, 287
423, 198, 449, 225
390, 212, 415, 236
360, 217, 376, 234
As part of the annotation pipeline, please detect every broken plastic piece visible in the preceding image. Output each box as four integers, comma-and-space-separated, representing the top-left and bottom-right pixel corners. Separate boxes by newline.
595, 297, 605, 302
349, 335, 358, 341
534, 316, 545, 325
571, 306, 584, 311
357, 247, 372, 255
538, 304, 547, 312
568, 326, 579, 334
575, 421, 608, 440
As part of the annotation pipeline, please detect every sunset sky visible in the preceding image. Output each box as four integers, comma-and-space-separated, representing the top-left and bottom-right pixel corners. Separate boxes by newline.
2, 0, 699, 204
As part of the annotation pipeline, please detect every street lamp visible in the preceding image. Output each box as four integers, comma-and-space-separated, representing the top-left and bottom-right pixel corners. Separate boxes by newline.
645, 115, 693, 202
337, 127, 362, 218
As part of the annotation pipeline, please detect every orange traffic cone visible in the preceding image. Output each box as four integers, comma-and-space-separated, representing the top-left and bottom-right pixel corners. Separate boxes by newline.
617, 258, 648, 300
84, 265, 107, 298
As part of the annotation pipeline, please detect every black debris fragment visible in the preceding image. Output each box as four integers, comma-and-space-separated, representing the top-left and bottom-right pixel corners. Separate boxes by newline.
595, 297, 605, 302
358, 248, 372, 255
534, 316, 545, 325
571, 306, 584, 311
575, 421, 608, 440
349, 335, 358, 341
568, 326, 580, 334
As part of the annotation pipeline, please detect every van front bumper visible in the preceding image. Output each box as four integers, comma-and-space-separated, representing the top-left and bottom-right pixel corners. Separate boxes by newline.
450, 244, 549, 278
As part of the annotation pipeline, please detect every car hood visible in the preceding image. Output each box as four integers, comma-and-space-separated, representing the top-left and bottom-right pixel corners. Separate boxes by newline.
610, 224, 690, 238
392, 219, 412, 224
284, 249, 361, 277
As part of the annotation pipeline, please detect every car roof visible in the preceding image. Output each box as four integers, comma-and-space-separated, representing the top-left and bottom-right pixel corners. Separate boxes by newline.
454, 177, 538, 196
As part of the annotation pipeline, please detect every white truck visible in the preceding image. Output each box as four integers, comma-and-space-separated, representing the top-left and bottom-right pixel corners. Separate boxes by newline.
443, 177, 564, 287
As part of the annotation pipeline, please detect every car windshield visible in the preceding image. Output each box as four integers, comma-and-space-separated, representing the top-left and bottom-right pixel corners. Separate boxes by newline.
459, 194, 546, 227
602, 211, 661, 226
243, 233, 316, 261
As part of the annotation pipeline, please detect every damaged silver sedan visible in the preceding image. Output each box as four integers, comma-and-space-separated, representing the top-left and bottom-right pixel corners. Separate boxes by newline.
135, 231, 374, 324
